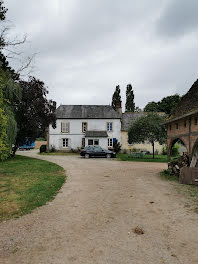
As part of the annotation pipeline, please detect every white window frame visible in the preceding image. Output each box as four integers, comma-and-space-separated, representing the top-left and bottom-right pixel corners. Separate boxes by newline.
107, 122, 113, 131
108, 138, 113, 147
62, 138, 69, 148
61, 122, 70, 133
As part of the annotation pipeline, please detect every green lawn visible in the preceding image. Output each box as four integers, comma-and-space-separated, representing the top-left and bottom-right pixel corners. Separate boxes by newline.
0, 155, 66, 221
117, 154, 168, 163
160, 170, 198, 213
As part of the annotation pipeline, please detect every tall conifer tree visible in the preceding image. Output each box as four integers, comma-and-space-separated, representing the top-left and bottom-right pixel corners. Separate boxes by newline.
125, 84, 135, 112
111, 85, 121, 110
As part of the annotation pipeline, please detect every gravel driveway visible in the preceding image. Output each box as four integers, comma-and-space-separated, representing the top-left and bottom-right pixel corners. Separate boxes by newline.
1, 151, 198, 264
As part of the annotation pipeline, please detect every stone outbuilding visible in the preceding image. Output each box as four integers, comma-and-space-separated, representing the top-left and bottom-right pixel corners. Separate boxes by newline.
165, 79, 198, 166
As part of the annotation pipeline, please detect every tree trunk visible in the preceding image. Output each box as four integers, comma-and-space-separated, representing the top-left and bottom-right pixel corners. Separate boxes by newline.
152, 142, 155, 159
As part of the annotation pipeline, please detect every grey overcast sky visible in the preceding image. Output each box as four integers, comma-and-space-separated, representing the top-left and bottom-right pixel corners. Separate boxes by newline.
5, 0, 198, 109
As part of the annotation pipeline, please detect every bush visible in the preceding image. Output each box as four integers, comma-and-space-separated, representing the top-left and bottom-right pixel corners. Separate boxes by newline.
113, 139, 121, 153
50, 145, 56, 153
162, 145, 167, 155
154, 149, 159, 155
171, 144, 180, 157
40, 145, 47, 153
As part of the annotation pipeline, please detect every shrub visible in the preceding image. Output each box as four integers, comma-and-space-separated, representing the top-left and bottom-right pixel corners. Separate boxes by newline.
113, 139, 121, 153
50, 145, 56, 152
162, 145, 167, 155
154, 149, 159, 155
40, 145, 47, 153
171, 144, 180, 157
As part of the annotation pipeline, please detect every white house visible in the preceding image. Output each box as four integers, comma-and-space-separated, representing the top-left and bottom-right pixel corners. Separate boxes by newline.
48, 105, 122, 151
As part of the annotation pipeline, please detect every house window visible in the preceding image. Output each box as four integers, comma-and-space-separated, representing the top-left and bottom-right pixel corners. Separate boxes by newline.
82, 138, 85, 147
82, 122, 87, 133
108, 138, 113, 147
195, 117, 198, 125
88, 139, 93, 145
61, 122, 70, 133
88, 139, 99, 146
107, 122, 113, 131
94, 139, 99, 145
62, 138, 69, 148
176, 123, 179, 129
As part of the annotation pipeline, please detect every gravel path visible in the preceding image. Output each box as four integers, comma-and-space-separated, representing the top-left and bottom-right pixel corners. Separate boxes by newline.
1, 151, 198, 264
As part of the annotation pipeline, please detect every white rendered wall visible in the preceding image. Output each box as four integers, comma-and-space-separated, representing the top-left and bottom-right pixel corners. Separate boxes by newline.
49, 119, 121, 150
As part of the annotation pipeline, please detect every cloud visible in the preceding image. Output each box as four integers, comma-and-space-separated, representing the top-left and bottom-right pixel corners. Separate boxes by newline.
156, 0, 198, 38
4, 0, 198, 110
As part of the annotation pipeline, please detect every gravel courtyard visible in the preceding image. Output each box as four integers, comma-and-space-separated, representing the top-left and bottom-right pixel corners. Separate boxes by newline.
1, 151, 198, 264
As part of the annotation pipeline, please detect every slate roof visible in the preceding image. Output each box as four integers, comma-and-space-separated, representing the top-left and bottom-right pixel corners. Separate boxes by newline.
169, 79, 198, 119
85, 131, 108, 138
121, 112, 147, 131
56, 105, 121, 119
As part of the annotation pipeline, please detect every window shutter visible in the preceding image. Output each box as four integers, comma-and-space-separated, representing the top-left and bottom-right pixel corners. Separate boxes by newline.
68, 122, 70, 133
61, 122, 63, 132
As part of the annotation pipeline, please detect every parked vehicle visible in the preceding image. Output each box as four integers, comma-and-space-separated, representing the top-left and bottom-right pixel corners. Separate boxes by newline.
19, 141, 35, 150
80, 146, 116, 158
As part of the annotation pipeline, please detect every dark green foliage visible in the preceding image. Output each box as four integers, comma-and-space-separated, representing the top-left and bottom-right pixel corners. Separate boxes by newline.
0, 1, 8, 48
171, 144, 180, 157
40, 144, 47, 153
125, 84, 135, 112
0, 53, 20, 81
0, 1, 7, 21
112, 85, 121, 110
128, 113, 166, 158
144, 101, 159, 112
15, 77, 56, 149
144, 94, 181, 115
113, 139, 121, 153
5, 106, 17, 147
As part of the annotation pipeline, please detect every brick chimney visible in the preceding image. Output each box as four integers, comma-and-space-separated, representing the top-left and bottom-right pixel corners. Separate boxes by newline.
115, 100, 122, 116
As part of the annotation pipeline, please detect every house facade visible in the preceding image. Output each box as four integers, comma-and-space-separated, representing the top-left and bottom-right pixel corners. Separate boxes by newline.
48, 105, 121, 151
121, 112, 164, 153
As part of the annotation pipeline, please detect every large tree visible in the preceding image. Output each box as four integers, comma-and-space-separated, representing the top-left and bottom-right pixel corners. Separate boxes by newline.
125, 84, 135, 112
0, 74, 10, 160
14, 77, 56, 152
111, 85, 121, 110
144, 94, 181, 115
128, 113, 166, 159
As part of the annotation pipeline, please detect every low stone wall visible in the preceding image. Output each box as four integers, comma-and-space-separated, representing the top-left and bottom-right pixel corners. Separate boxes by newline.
34, 141, 47, 149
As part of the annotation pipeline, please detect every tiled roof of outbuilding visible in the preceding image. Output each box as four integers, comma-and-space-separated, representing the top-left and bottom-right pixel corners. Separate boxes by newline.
169, 79, 198, 120
121, 112, 147, 131
56, 105, 121, 119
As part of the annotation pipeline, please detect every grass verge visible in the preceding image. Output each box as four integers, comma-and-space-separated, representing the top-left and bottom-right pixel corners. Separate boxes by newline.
0, 155, 66, 221
117, 154, 168, 163
160, 169, 198, 213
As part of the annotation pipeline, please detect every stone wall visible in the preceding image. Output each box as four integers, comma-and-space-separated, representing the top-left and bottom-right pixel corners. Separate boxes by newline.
34, 141, 47, 149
